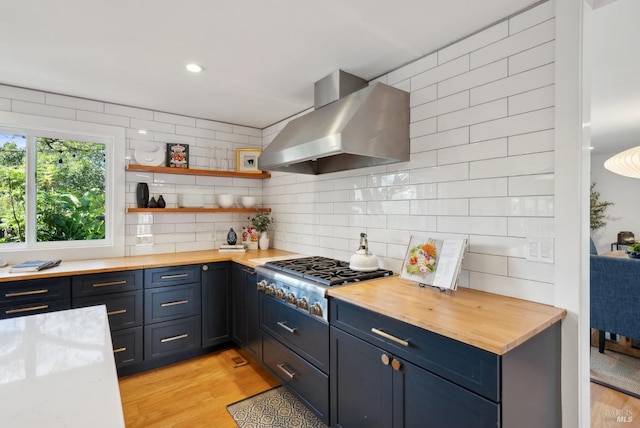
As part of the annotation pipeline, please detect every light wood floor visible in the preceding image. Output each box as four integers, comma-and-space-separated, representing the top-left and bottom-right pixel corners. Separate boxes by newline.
118, 348, 279, 428
119, 347, 640, 427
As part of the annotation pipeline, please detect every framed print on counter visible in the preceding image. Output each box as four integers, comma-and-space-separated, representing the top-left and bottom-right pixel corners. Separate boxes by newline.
236, 148, 262, 173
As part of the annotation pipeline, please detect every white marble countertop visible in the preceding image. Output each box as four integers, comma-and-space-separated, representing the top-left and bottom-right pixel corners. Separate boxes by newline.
0, 305, 125, 427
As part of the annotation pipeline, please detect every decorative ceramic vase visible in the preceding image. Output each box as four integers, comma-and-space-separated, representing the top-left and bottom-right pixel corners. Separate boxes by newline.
259, 232, 270, 250
147, 197, 158, 208
227, 228, 238, 245
157, 195, 166, 208
136, 183, 149, 208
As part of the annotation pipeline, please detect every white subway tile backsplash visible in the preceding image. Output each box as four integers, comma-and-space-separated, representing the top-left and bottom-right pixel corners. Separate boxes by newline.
471, 19, 555, 69
469, 272, 554, 305
438, 99, 507, 132
195, 119, 233, 132
410, 84, 437, 108
509, 41, 555, 75
175, 125, 215, 139
469, 196, 554, 217
470, 107, 554, 142
412, 92, 470, 122
439, 21, 509, 64
462, 253, 508, 275
410, 163, 469, 184
387, 215, 437, 232
508, 217, 554, 238
215, 131, 249, 144
154, 111, 195, 126
411, 199, 469, 216
437, 138, 507, 165
509, 1, 555, 35
437, 178, 507, 199
388, 53, 437, 85
438, 216, 507, 236
470, 151, 554, 179
0, 85, 45, 103
411, 56, 469, 91
410, 118, 437, 138
508, 85, 554, 116
105, 103, 153, 120
130, 118, 175, 133
12, 100, 75, 120
411, 127, 469, 153
76, 110, 130, 127
232, 125, 262, 137
439, 60, 507, 99
508, 129, 554, 156
0, 98, 10, 111
508, 173, 554, 196
367, 201, 411, 215
46, 93, 103, 112
471, 63, 554, 106
468, 235, 528, 257
507, 257, 554, 283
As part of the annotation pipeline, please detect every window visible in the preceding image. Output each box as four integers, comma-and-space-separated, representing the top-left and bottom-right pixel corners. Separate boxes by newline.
0, 112, 125, 261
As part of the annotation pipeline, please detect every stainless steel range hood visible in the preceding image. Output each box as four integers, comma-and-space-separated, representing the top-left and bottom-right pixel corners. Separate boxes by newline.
258, 70, 409, 175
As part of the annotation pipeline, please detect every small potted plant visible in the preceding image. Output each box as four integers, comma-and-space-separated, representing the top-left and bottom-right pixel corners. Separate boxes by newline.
249, 212, 272, 250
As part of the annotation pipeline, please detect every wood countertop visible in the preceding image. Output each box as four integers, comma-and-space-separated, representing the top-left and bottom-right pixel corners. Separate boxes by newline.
0, 249, 299, 282
327, 276, 567, 355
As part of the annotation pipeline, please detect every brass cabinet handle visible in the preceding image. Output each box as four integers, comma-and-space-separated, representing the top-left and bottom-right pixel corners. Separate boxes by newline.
277, 363, 296, 379
6, 304, 49, 315
5, 289, 48, 298
277, 321, 297, 334
160, 273, 189, 280
161, 299, 188, 308
92, 280, 127, 288
371, 328, 410, 347
161, 333, 188, 343
391, 359, 402, 371
381, 354, 391, 365
113, 347, 127, 354
107, 309, 127, 316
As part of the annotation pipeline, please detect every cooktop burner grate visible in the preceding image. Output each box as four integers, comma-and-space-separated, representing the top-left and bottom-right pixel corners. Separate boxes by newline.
264, 256, 393, 286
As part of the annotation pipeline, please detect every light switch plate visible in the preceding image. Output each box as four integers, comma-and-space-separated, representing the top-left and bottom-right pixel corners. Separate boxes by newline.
526, 237, 554, 263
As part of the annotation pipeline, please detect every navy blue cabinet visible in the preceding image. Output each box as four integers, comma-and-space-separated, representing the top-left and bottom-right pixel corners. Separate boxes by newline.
202, 262, 231, 348
0, 277, 71, 319
330, 298, 561, 428
231, 263, 262, 361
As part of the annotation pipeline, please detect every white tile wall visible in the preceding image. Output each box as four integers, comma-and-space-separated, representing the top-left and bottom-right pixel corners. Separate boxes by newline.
0, 83, 262, 256
262, 1, 556, 303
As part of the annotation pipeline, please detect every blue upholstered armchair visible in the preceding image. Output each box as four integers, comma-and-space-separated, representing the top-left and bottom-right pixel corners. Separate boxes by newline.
590, 254, 640, 352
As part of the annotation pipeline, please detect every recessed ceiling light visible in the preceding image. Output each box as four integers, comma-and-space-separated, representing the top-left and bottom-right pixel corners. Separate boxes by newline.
186, 63, 203, 73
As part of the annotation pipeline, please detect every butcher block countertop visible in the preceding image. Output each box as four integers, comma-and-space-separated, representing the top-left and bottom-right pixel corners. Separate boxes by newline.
327, 276, 567, 355
0, 249, 298, 282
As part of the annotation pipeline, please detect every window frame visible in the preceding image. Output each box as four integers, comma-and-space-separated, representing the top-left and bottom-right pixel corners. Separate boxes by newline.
0, 112, 125, 262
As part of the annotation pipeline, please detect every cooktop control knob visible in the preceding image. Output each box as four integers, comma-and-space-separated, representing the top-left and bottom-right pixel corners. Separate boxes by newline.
286, 292, 297, 305
257, 280, 267, 292
310, 302, 323, 318
297, 297, 309, 310
266, 284, 276, 296
276, 288, 286, 300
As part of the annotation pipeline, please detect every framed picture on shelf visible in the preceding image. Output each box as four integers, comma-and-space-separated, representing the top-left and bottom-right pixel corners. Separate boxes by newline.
166, 143, 189, 168
236, 148, 262, 173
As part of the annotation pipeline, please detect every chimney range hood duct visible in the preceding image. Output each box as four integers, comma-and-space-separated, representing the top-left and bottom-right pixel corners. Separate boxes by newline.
258, 70, 409, 175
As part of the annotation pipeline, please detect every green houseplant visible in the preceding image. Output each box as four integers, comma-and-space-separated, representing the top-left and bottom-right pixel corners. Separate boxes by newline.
590, 182, 613, 231
249, 211, 272, 250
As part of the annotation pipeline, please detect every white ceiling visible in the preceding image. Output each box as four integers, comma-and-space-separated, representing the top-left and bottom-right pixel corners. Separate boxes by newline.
1, 0, 540, 129
591, 0, 640, 156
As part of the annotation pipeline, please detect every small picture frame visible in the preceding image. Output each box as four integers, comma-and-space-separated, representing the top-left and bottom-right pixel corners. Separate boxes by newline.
166, 143, 189, 168
236, 148, 262, 173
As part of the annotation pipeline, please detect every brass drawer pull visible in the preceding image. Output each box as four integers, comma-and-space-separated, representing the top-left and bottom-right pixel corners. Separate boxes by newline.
277, 321, 297, 334
277, 363, 296, 379
107, 309, 127, 316
93, 280, 127, 288
5, 289, 48, 298
160, 273, 189, 280
371, 328, 410, 347
161, 299, 188, 308
6, 304, 49, 315
161, 333, 188, 343
113, 347, 127, 354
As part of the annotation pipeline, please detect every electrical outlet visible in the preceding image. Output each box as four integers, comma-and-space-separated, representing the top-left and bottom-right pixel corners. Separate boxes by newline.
526, 238, 554, 263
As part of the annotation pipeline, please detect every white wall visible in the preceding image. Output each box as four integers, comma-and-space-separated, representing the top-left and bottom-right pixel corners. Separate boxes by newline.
0, 84, 263, 256
263, 1, 557, 305
591, 152, 640, 253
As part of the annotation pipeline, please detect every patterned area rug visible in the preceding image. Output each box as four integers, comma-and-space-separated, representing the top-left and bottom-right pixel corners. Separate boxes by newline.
227, 386, 327, 428
591, 347, 640, 399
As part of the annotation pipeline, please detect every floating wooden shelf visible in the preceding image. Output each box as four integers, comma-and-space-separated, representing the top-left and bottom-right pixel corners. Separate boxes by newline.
127, 207, 271, 214
126, 164, 271, 179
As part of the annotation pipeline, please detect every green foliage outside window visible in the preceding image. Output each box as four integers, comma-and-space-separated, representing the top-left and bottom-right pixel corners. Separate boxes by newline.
0, 135, 106, 243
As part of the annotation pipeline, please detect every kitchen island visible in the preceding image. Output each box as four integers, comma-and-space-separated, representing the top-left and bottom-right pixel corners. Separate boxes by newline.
0, 305, 125, 428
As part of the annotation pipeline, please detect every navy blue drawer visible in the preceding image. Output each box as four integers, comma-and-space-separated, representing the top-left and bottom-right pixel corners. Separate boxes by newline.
1, 277, 70, 306
144, 316, 201, 360
112, 326, 143, 368
74, 290, 143, 331
72, 270, 142, 297
263, 334, 329, 424
330, 299, 500, 402
261, 294, 329, 373
145, 283, 201, 324
144, 265, 201, 289
1, 299, 71, 319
